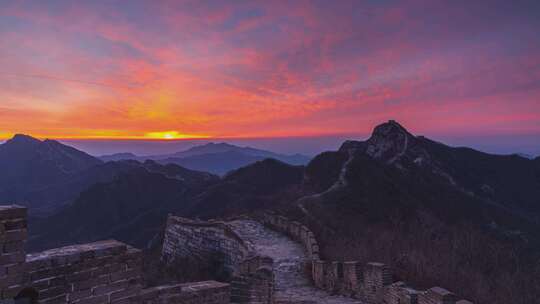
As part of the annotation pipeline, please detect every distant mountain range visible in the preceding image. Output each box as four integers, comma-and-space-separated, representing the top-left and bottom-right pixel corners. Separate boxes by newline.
29, 159, 219, 250
0, 135, 300, 216
6, 123, 540, 303
99, 142, 311, 175
25, 122, 540, 250
29, 158, 302, 251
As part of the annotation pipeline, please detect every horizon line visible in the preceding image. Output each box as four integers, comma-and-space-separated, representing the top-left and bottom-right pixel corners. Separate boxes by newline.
0, 132, 373, 142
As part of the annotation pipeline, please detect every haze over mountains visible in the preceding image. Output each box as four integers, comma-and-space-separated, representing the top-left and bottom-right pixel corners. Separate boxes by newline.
99, 142, 310, 175
0, 136, 309, 216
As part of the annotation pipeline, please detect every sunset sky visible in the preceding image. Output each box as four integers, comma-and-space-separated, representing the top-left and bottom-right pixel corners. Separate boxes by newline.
1, 0, 539, 154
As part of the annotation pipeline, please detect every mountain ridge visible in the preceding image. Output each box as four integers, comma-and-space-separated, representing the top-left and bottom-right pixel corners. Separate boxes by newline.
0, 134, 104, 214
18, 121, 540, 303
98, 142, 311, 175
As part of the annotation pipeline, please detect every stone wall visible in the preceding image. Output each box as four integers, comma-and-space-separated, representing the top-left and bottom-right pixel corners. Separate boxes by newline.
259, 212, 474, 304
230, 256, 273, 304
0, 205, 28, 300
25, 240, 143, 303
0, 205, 230, 304
161, 215, 273, 304
0, 204, 477, 304
124, 281, 230, 304
162, 216, 251, 277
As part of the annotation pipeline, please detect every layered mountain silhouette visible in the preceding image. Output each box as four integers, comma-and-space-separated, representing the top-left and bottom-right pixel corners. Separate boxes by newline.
12, 122, 540, 304
29, 158, 303, 251
99, 142, 311, 175
29, 160, 218, 251
27, 121, 540, 255
0, 135, 217, 216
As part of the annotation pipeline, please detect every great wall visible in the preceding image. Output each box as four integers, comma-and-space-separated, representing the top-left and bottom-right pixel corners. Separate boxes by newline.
0, 205, 473, 304
0, 206, 229, 304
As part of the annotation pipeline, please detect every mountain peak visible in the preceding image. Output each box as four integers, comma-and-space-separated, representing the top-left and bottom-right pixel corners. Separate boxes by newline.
2, 134, 41, 149
8, 134, 41, 145
371, 120, 412, 138
365, 120, 416, 162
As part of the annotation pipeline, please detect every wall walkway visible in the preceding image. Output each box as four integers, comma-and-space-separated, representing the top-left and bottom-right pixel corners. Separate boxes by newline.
228, 220, 362, 304
258, 212, 474, 304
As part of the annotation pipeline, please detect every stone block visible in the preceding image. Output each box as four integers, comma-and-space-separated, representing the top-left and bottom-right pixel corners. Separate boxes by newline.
419, 287, 458, 304
0, 206, 27, 221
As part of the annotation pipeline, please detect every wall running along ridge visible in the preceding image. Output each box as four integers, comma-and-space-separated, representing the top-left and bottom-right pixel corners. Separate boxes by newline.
0, 204, 475, 304
0, 205, 230, 304
259, 212, 474, 304
161, 215, 274, 304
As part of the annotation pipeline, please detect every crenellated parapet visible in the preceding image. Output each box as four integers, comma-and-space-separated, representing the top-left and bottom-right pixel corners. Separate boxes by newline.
0, 205, 230, 304
259, 212, 473, 304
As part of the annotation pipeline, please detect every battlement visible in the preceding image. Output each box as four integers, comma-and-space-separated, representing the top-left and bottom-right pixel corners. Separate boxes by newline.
259, 212, 474, 304
0, 205, 230, 304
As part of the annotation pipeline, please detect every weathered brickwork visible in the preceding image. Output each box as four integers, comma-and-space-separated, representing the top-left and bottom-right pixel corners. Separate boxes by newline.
418, 287, 458, 304
259, 212, 474, 304
383, 282, 420, 304
161, 215, 273, 304
123, 281, 230, 304
231, 256, 273, 304
25, 240, 142, 303
0, 205, 28, 300
0, 205, 230, 304
162, 216, 251, 276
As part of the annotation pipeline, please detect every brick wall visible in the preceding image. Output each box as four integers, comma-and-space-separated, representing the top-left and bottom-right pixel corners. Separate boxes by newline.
126, 281, 230, 304
259, 212, 474, 304
161, 215, 274, 304
230, 256, 273, 304
162, 216, 251, 277
0, 205, 230, 304
25, 240, 143, 303
0, 205, 28, 299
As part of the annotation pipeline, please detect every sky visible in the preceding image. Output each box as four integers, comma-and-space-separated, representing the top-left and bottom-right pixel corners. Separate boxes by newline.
0, 0, 539, 155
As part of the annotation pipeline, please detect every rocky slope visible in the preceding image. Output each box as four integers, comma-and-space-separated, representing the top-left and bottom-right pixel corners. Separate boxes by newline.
285, 120, 540, 304
300, 120, 540, 228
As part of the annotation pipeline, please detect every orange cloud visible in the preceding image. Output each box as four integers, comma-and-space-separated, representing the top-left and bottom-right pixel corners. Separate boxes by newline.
1, 1, 540, 141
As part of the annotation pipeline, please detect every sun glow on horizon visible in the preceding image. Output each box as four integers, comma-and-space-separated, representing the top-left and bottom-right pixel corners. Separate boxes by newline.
0, 131, 212, 141
144, 131, 210, 140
